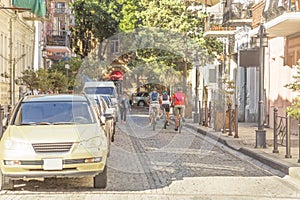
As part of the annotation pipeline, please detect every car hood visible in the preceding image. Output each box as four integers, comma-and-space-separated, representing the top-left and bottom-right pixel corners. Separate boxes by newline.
5, 124, 103, 143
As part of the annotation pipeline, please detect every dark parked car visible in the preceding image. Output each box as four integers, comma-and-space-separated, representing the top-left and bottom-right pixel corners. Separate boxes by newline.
131, 92, 149, 107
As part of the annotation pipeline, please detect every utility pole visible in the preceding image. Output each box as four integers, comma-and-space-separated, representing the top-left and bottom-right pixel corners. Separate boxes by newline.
193, 51, 199, 123
9, 17, 13, 106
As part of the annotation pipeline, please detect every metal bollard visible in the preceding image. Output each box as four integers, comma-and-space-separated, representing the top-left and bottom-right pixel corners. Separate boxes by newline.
0, 104, 3, 137
204, 100, 208, 127
199, 101, 202, 125
298, 118, 300, 163
234, 104, 239, 138
228, 104, 233, 136
273, 107, 279, 153
285, 113, 292, 158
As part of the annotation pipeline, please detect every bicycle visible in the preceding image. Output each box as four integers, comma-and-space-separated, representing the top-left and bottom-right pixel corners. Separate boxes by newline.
162, 108, 168, 129
175, 107, 184, 133
151, 107, 158, 131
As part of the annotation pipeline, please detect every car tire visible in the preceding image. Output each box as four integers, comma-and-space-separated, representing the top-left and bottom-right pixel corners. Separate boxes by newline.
93, 166, 107, 189
138, 101, 145, 107
111, 124, 115, 142
107, 130, 111, 157
0, 169, 13, 190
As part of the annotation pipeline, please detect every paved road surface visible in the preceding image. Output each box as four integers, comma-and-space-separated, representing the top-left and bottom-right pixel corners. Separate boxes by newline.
1, 109, 300, 199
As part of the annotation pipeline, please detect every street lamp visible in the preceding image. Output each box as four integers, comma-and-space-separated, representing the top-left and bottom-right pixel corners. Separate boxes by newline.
65, 52, 71, 91
254, 23, 268, 148
42, 48, 47, 69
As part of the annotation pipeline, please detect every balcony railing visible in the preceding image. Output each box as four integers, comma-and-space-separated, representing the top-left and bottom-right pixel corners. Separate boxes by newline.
46, 35, 70, 47
223, 1, 254, 25
204, 14, 236, 33
262, 0, 300, 22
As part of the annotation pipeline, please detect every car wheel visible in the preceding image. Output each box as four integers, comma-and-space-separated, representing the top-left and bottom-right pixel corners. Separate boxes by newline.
106, 130, 111, 157
138, 101, 145, 107
111, 124, 115, 142
93, 166, 107, 189
0, 169, 13, 190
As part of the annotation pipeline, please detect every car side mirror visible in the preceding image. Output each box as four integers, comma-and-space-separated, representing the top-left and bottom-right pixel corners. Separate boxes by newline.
2, 117, 8, 128
100, 116, 106, 126
104, 113, 114, 121
0, 117, 8, 139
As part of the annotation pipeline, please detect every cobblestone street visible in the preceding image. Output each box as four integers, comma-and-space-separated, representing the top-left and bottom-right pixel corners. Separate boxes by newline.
0, 109, 300, 199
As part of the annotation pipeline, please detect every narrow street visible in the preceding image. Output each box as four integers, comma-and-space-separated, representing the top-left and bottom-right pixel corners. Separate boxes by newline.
0, 108, 300, 199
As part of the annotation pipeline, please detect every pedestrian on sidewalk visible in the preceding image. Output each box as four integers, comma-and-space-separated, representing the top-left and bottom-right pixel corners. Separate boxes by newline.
119, 93, 131, 124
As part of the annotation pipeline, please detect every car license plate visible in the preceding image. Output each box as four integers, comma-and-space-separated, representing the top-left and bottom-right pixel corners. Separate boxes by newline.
43, 158, 62, 170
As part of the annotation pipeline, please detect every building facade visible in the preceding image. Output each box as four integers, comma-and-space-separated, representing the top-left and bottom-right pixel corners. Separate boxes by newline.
43, 0, 73, 68
201, 0, 300, 133
0, 0, 35, 106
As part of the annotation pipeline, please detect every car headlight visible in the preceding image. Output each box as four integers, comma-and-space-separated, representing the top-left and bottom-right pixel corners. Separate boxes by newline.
79, 137, 107, 150
4, 138, 32, 151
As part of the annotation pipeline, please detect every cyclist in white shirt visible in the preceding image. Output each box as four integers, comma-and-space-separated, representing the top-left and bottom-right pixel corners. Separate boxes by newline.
148, 88, 161, 125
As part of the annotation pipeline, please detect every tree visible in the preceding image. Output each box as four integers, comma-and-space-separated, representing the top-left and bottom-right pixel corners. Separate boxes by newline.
49, 70, 67, 93
118, 0, 222, 71
285, 65, 300, 119
70, 0, 121, 58
118, 0, 140, 32
17, 68, 67, 94
49, 57, 83, 90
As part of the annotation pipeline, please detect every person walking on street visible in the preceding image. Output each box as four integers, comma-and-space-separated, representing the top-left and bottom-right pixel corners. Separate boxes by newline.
172, 87, 187, 131
161, 91, 171, 126
148, 88, 161, 125
119, 94, 131, 124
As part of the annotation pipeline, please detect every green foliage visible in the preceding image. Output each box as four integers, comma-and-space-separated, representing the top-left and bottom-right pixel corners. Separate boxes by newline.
17, 68, 68, 94
49, 57, 83, 89
117, 0, 222, 79
286, 98, 300, 119
70, 0, 121, 57
49, 70, 67, 93
70, 0, 223, 89
118, 0, 140, 31
285, 65, 300, 119
222, 77, 235, 107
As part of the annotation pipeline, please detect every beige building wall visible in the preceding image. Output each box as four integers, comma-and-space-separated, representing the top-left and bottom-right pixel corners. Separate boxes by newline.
0, 1, 35, 106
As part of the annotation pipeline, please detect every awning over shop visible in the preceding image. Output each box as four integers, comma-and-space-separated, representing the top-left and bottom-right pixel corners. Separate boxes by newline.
109, 70, 123, 81
46, 46, 71, 53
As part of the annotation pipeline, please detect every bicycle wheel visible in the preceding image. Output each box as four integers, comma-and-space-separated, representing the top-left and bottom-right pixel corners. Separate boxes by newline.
163, 110, 167, 129
152, 110, 157, 131
178, 117, 182, 133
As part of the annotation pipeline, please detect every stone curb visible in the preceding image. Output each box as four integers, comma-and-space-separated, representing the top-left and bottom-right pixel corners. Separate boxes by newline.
184, 123, 293, 175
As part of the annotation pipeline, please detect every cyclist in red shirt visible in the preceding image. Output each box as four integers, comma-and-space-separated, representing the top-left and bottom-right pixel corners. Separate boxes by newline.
172, 87, 187, 131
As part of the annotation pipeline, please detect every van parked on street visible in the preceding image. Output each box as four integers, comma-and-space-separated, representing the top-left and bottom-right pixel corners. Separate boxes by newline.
83, 81, 119, 122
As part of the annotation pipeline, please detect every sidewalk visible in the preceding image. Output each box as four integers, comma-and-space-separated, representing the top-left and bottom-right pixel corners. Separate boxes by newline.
184, 119, 300, 179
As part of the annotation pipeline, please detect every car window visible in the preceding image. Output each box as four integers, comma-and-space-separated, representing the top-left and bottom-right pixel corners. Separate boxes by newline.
101, 96, 113, 107
84, 87, 116, 98
13, 101, 95, 125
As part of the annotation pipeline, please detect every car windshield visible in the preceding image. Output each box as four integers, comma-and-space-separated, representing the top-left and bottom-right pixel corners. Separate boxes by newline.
84, 87, 116, 97
13, 101, 95, 125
